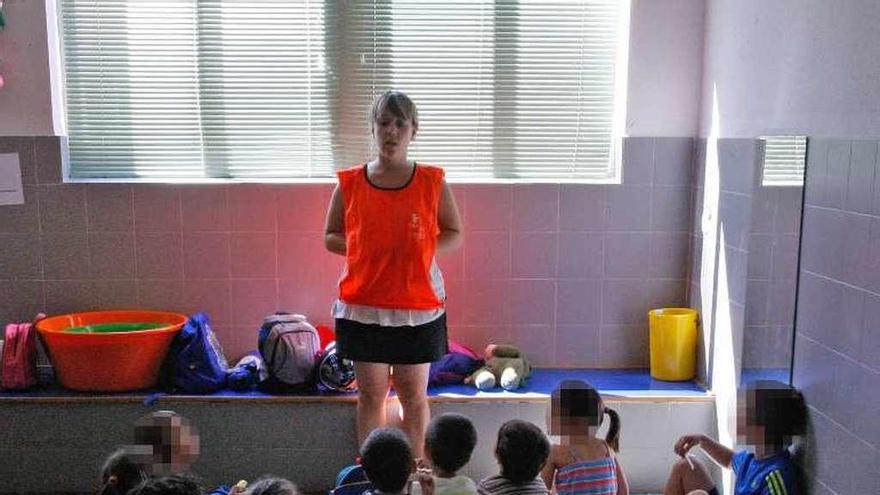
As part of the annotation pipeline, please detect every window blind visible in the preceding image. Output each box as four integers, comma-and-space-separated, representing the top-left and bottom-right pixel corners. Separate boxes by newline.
60, 0, 626, 181
761, 135, 806, 186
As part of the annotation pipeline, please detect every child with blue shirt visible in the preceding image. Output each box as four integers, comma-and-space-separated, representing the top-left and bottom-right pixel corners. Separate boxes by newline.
663, 381, 806, 495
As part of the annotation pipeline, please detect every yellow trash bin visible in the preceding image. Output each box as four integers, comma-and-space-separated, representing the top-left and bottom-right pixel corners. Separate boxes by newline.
649, 308, 698, 381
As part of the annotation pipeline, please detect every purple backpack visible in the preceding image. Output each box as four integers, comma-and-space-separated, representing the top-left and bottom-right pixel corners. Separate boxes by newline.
429, 340, 482, 386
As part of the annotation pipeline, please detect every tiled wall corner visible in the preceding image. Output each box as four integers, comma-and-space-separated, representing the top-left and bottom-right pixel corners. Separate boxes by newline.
793, 137, 880, 495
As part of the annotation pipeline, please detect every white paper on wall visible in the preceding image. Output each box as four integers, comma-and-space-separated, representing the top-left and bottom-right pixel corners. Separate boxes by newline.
0, 152, 25, 206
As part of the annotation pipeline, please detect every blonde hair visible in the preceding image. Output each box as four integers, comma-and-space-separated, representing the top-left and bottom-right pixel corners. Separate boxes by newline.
369, 90, 419, 131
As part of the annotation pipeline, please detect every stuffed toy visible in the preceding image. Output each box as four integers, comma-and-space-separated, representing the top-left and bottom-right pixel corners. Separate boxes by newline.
465, 344, 531, 391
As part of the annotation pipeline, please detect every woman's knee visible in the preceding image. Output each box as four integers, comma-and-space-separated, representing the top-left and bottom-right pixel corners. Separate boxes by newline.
355, 363, 390, 398
396, 388, 428, 410
393, 375, 428, 410
358, 380, 390, 405
390, 365, 429, 405
356, 383, 389, 407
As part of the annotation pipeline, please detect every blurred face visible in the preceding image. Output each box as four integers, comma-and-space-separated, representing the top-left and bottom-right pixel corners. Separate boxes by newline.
373, 108, 416, 161
737, 390, 766, 447
132, 416, 200, 475
169, 421, 200, 468
548, 400, 599, 440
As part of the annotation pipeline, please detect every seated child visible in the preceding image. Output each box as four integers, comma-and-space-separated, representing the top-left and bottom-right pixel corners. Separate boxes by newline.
540, 380, 629, 495
130, 410, 246, 495
416, 413, 479, 495
243, 476, 299, 495
478, 420, 550, 495
130, 410, 201, 476
128, 473, 204, 495
663, 380, 807, 495
98, 448, 147, 495
361, 427, 418, 495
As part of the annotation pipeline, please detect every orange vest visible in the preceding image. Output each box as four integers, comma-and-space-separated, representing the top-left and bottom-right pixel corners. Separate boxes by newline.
337, 163, 445, 310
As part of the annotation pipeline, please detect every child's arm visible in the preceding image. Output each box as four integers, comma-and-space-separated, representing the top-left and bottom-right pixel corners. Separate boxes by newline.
540, 445, 560, 491
674, 434, 733, 468
436, 180, 463, 252
614, 457, 630, 495
324, 185, 347, 255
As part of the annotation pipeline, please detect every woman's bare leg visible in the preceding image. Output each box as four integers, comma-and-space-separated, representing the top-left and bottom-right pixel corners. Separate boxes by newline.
390, 363, 431, 459
354, 362, 391, 448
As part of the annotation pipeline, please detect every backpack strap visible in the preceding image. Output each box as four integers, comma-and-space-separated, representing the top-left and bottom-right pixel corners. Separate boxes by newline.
263, 312, 307, 325
263, 320, 287, 381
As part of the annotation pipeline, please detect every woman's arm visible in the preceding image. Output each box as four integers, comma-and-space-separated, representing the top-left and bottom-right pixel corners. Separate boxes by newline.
324, 185, 346, 256
436, 180, 463, 252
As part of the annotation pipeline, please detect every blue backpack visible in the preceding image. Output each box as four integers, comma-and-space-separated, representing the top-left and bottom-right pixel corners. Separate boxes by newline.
330, 465, 373, 495
227, 351, 267, 391
168, 313, 229, 393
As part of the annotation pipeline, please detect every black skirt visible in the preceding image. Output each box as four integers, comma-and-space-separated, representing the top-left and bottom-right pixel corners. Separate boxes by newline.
335, 313, 448, 364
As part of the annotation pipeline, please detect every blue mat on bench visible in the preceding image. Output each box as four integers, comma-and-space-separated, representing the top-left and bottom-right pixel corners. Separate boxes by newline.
0, 368, 707, 401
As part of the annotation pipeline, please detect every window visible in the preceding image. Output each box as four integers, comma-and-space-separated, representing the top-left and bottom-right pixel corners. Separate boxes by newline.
60, 0, 628, 182
760, 135, 806, 186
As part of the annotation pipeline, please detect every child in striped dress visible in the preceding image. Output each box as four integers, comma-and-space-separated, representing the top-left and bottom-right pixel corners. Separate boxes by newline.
541, 380, 630, 495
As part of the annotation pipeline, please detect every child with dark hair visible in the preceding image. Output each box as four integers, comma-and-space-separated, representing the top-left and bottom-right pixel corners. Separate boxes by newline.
415, 413, 478, 495
478, 420, 550, 495
541, 380, 629, 495
664, 381, 807, 495
98, 448, 147, 495
243, 476, 299, 495
131, 410, 200, 476
127, 473, 203, 495
129, 410, 247, 495
361, 427, 417, 495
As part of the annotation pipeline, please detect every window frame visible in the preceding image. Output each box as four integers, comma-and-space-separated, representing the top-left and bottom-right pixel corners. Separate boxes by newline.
53, 0, 631, 185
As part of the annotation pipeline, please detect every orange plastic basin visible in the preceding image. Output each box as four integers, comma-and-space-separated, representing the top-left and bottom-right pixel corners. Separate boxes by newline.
36, 310, 187, 392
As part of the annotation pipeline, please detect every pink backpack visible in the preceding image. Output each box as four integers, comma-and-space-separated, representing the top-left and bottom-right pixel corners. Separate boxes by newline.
2, 321, 39, 390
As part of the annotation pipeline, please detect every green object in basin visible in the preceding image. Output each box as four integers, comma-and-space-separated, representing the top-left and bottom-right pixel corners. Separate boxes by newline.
65, 322, 166, 333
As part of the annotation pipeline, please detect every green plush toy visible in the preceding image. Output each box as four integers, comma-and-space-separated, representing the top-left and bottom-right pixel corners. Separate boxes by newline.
465, 344, 531, 391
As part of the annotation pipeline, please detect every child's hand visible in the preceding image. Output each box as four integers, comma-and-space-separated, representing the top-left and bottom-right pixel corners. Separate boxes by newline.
674, 434, 705, 457
410, 467, 434, 495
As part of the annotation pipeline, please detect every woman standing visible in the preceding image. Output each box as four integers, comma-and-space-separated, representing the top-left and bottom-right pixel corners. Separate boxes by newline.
324, 90, 463, 458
